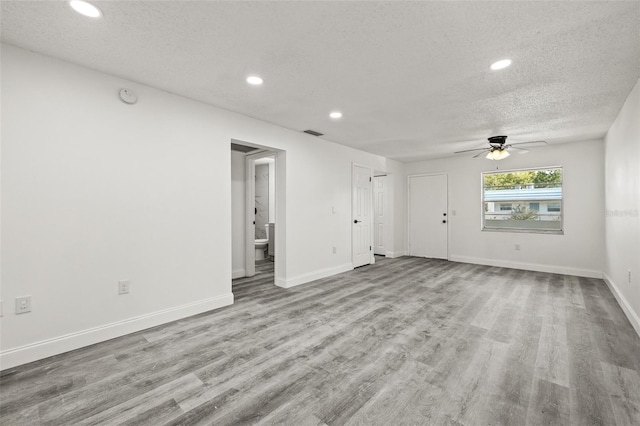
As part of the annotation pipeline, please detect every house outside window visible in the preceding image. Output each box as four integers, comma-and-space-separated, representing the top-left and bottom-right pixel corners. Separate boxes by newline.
482, 167, 563, 234
499, 203, 512, 211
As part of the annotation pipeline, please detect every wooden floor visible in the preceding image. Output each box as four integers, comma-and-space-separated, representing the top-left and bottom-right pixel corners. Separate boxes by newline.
2, 257, 640, 425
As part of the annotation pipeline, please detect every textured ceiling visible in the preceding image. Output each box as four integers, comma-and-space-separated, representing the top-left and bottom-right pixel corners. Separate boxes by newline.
2, 1, 639, 162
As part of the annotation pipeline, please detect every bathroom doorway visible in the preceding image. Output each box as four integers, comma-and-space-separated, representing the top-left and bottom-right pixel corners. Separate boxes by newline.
230, 141, 285, 287
253, 156, 275, 263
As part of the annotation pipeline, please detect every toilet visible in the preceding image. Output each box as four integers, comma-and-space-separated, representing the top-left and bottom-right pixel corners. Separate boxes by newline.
254, 238, 268, 260
254, 223, 275, 261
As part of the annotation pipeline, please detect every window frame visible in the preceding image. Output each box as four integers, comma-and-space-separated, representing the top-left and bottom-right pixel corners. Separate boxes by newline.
481, 166, 564, 235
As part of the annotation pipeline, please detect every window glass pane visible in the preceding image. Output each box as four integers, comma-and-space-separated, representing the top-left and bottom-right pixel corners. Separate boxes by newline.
547, 202, 561, 212
482, 167, 562, 233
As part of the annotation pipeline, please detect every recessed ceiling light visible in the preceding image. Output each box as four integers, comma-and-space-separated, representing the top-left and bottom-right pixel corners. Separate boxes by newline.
490, 59, 512, 71
69, 0, 102, 18
329, 111, 342, 119
246, 76, 263, 85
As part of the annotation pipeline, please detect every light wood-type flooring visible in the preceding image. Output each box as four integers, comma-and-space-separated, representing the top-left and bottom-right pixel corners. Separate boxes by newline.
2, 256, 640, 425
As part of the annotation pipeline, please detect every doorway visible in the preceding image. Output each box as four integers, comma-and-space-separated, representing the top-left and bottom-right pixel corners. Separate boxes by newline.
408, 173, 448, 259
244, 150, 279, 278
230, 141, 285, 287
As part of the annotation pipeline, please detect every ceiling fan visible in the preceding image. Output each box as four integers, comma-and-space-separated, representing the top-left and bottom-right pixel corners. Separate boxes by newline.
454, 136, 547, 160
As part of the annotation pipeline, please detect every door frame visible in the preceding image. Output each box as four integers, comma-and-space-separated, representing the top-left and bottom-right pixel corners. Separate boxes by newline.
244, 149, 282, 279
352, 162, 374, 267
407, 172, 449, 260
373, 174, 388, 256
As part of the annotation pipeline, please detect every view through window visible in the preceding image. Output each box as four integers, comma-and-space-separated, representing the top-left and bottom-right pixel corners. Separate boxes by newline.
482, 167, 563, 233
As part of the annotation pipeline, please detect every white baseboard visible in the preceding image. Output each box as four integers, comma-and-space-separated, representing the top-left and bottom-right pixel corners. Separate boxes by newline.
275, 263, 353, 288
449, 255, 603, 279
603, 273, 640, 338
0, 293, 234, 371
232, 268, 246, 279
385, 250, 406, 258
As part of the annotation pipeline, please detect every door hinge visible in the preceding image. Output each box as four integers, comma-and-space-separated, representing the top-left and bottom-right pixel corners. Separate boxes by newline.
370, 246, 372, 250
369, 177, 372, 182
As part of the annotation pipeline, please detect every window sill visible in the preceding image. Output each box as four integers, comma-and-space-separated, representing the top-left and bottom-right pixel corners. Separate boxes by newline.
482, 227, 564, 235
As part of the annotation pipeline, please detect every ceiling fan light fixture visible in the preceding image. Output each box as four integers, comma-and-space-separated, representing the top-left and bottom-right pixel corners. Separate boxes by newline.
490, 59, 512, 71
329, 111, 342, 119
69, 0, 102, 18
486, 149, 510, 160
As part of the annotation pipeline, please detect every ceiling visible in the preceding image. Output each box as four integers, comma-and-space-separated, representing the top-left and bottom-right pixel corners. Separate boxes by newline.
2, 1, 639, 162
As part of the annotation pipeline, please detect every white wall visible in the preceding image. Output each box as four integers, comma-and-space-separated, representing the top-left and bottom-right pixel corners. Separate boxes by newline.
604, 78, 640, 335
280, 141, 404, 285
405, 139, 605, 278
0, 44, 405, 368
231, 151, 246, 278
1, 45, 235, 369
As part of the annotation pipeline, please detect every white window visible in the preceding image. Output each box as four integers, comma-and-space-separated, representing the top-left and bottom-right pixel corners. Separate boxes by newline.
482, 167, 563, 234
547, 202, 561, 212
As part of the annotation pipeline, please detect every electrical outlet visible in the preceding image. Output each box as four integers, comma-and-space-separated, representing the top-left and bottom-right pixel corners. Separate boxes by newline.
628, 270, 632, 283
15, 296, 31, 314
333, 246, 337, 254
118, 280, 130, 295
515, 244, 521, 251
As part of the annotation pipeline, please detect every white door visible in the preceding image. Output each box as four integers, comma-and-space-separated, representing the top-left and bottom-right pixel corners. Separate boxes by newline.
352, 164, 372, 268
408, 174, 448, 259
244, 156, 256, 277
373, 176, 386, 255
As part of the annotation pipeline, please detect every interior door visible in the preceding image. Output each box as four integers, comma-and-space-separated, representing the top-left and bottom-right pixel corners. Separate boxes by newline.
373, 175, 386, 255
352, 164, 372, 268
244, 156, 256, 277
408, 174, 448, 259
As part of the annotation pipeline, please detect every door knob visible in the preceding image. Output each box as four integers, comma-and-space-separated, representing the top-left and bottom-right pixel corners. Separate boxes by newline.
354, 220, 362, 224
443, 213, 447, 216
442, 220, 447, 224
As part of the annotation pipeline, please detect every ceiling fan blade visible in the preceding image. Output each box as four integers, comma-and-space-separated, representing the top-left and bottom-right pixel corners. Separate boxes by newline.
472, 150, 488, 158
509, 146, 530, 154
510, 140, 547, 147
454, 147, 489, 154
